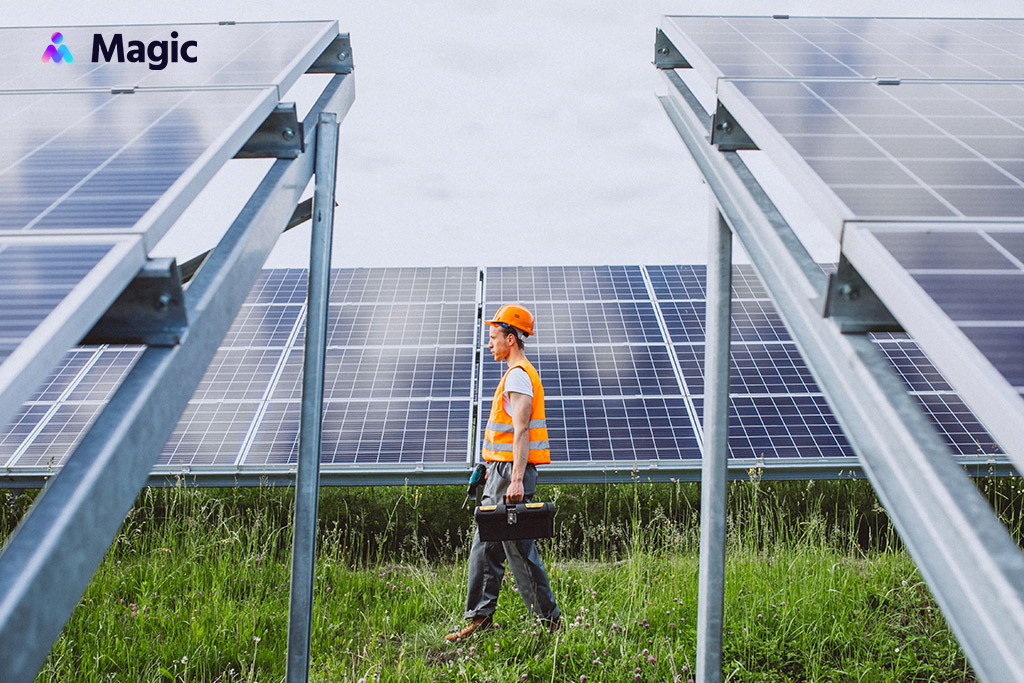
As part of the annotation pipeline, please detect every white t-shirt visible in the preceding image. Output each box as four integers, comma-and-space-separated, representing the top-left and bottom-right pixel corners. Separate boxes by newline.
502, 366, 533, 413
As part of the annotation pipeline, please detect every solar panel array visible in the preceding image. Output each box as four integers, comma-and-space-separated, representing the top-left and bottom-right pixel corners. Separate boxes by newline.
1, 264, 992, 483
661, 15, 1024, 472
0, 22, 340, 443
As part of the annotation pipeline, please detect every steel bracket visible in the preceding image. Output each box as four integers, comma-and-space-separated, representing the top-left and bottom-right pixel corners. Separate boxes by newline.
823, 255, 903, 333
235, 103, 304, 159
654, 28, 690, 69
710, 102, 757, 151
81, 258, 188, 346
308, 34, 353, 74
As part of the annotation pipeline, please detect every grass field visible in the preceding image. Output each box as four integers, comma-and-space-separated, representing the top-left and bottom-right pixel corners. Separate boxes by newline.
4, 476, 1022, 682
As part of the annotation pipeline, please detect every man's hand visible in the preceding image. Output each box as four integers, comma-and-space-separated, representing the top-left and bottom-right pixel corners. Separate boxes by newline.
506, 478, 525, 503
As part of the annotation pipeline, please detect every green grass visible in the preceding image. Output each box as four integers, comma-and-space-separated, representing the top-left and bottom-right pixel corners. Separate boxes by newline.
4, 478, 1021, 682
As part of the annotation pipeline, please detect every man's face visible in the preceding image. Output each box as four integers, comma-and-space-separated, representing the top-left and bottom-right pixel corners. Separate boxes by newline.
487, 324, 512, 361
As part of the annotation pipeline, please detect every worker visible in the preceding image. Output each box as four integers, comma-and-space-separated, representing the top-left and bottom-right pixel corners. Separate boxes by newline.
445, 304, 560, 641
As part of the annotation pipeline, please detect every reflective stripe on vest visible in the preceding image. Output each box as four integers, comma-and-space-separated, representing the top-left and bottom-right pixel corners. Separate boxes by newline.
481, 359, 550, 464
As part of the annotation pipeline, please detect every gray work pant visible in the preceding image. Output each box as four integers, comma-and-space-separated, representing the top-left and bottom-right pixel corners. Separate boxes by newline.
464, 461, 559, 622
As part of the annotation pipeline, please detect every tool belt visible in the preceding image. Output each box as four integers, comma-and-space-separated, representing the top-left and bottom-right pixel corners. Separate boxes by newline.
475, 498, 555, 541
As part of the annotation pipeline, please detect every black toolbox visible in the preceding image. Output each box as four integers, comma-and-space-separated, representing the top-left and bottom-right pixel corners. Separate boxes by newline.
475, 501, 556, 541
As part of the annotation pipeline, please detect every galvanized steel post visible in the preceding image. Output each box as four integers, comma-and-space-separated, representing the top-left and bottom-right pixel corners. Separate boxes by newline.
285, 113, 339, 682
696, 204, 732, 683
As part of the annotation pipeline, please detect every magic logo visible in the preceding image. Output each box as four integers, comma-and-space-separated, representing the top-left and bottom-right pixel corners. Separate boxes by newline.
41, 32, 73, 63
42, 30, 198, 70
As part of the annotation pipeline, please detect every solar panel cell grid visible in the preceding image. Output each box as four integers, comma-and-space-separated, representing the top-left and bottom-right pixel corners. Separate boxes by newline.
295, 303, 477, 347
693, 395, 854, 459
0, 404, 50, 464
244, 269, 308, 305
158, 402, 261, 467
494, 397, 701, 462
332, 267, 478, 303
659, 299, 791, 344
484, 266, 648, 302
25, 349, 96, 403
65, 347, 142, 402
480, 345, 684, 398
730, 80, 1024, 221
645, 265, 771, 301
220, 305, 303, 348
190, 348, 284, 402
271, 346, 474, 401
245, 400, 471, 466
13, 403, 102, 468
674, 343, 821, 396
514, 301, 665, 345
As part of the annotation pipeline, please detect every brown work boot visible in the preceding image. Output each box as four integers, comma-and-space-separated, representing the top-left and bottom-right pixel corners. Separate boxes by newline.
444, 615, 493, 641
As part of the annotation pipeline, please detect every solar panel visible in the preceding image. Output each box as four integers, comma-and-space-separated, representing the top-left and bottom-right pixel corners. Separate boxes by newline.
484, 266, 648, 302
660, 16, 1024, 469
1, 260, 1011, 480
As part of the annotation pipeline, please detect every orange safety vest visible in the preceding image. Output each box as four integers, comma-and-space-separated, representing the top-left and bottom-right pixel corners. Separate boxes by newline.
482, 359, 551, 464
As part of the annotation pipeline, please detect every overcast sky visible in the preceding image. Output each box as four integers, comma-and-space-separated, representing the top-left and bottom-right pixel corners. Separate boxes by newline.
9, 1, 1024, 267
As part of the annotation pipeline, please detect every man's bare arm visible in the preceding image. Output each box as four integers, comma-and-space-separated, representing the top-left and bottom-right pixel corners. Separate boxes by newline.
506, 391, 532, 502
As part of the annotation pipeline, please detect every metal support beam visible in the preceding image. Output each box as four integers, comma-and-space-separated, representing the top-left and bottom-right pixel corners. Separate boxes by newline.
696, 205, 732, 683
659, 68, 1024, 682
285, 113, 338, 683
0, 72, 354, 683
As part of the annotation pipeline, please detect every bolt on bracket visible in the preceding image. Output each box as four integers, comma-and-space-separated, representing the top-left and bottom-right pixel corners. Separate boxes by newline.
234, 103, 304, 159
710, 101, 757, 151
823, 255, 903, 333
654, 28, 690, 69
308, 33, 353, 74
81, 258, 188, 346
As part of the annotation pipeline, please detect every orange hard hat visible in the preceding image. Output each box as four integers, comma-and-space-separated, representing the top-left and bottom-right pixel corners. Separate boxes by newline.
485, 304, 534, 336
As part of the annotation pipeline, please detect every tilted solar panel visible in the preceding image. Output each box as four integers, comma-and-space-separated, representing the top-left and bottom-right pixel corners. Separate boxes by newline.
660, 15, 1024, 471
